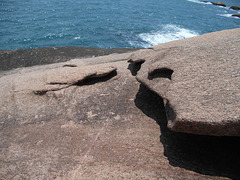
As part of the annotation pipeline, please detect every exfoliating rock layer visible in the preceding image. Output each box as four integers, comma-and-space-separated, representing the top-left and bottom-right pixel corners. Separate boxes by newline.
0, 28, 240, 179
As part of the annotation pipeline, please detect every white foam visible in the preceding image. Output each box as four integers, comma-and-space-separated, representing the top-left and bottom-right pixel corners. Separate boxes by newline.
74, 36, 81, 40
217, 14, 240, 19
135, 24, 199, 48
217, 5, 228, 9
217, 14, 232, 18
187, 0, 211, 5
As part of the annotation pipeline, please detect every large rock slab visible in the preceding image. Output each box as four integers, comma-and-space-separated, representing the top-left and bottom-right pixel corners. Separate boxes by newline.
1, 30, 240, 179
2, 52, 231, 179
134, 28, 240, 136
0, 53, 129, 126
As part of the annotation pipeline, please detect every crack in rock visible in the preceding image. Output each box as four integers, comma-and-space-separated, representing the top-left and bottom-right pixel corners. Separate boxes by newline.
63, 64, 78, 67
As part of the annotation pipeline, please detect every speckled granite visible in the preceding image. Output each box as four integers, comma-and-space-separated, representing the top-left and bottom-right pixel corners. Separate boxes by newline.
134, 28, 240, 136
0, 29, 240, 179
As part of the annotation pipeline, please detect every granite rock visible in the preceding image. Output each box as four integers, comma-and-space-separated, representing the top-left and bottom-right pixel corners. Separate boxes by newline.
0, 29, 240, 179
135, 28, 240, 136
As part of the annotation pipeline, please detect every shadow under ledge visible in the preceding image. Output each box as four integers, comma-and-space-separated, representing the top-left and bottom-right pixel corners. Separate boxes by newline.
134, 84, 240, 180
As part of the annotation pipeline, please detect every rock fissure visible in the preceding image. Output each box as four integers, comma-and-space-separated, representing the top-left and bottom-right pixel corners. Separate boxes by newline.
63, 64, 78, 67
33, 86, 71, 95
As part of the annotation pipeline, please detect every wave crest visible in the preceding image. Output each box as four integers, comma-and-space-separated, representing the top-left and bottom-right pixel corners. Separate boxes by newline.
132, 24, 199, 48
187, 0, 211, 5
217, 14, 232, 17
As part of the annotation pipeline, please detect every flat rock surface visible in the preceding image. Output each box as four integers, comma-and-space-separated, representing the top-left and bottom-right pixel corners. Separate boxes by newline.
135, 28, 240, 136
0, 29, 240, 179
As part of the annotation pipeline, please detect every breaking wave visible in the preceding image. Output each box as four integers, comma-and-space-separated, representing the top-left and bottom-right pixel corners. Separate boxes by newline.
132, 24, 199, 48
187, 0, 211, 5
217, 14, 232, 18
218, 14, 240, 19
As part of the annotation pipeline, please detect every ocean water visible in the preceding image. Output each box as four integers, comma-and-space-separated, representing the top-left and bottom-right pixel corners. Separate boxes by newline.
0, 0, 240, 50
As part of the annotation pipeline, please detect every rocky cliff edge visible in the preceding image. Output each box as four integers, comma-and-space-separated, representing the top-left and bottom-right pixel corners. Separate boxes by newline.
0, 28, 240, 179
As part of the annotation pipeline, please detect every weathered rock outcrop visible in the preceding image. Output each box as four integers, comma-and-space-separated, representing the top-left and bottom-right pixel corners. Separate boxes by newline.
0, 29, 240, 179
232, 14, 240, 18
131, 29, 240, 136
211, 2, 227, 7
230, 6, 240, 10
132, 28, 240, 136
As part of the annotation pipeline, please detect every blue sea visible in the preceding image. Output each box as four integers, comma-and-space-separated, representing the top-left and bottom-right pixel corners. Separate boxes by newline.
0, 0, 240, 50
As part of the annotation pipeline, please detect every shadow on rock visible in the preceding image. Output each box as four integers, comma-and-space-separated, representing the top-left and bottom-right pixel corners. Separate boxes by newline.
134, 84, 240, 179
127, 61, 144, 76
74, 70, 117, 86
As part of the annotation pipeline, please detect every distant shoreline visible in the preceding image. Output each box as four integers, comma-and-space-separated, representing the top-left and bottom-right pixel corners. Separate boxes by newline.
0, 47, 141, 71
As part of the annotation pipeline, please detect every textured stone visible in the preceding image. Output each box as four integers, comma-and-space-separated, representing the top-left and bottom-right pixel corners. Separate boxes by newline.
0, 29, 240, 179
211, 2, 227, 7
135, 28, 240, 136
230, 6, 240, 11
